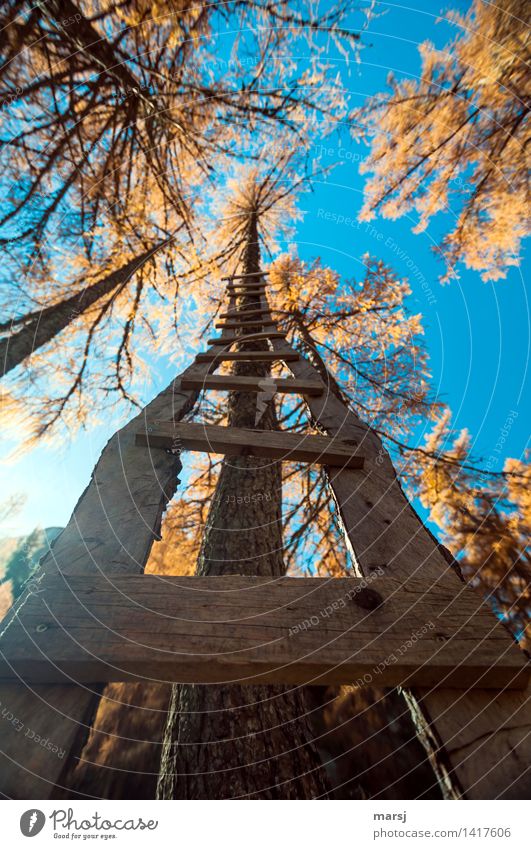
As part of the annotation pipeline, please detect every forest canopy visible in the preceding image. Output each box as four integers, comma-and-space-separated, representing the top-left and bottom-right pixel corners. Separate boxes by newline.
0, 1, 528, 644
0, 0, 529, 804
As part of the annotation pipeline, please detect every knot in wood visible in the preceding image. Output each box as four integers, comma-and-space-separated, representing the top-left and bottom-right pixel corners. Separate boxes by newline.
353, 587, 383, 611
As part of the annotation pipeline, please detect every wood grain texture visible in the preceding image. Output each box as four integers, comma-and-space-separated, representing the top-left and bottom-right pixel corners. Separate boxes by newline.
266, 325, 531, 800
136, 421, 365, 468
196, 351, 299, 362
5, 283, 527, 800
227, 280, 269, 295
215, 320, 277, 329
1, 576, 526, 689
404, 683, 531, 799
207, 332, 285, 345
162, 222, 332, 799
220, 308, 272, 318
180, 375, 323, 395
0, 343, 234, 798
222, 272, 269, 280
227, 288, 265, 296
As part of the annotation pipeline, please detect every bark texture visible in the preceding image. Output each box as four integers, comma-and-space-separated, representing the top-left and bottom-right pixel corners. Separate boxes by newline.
59, 220, 439, 802
157, 213, 331, 799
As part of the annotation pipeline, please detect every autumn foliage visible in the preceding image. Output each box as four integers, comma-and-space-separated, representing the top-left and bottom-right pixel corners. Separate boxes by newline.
357, 0, 529, 281
0, 0, 528, 801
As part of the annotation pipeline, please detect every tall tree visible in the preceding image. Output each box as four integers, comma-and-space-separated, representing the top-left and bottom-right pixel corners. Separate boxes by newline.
0, 2, 366, 444
56, 164, 454, 798
157, 183, 331, 799
356, 0, 529, 281
1, 4, 527, 798
59, 186, 527, 799
0, 238, 170, 376
0, 0, 361, 251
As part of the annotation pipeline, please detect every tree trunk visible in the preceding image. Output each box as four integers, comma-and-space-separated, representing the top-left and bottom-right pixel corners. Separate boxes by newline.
157, 214, 331, 799
65, 683, 171, 800
0, 242, 165, 376
306, 686, 443, 799
43, 0, 145, 92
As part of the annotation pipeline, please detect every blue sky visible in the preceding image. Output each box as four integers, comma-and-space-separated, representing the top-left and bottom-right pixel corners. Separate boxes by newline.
1, 0, 529, 537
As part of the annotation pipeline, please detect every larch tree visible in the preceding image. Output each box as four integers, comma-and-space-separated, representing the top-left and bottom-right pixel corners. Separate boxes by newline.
0, 0, 366, 446
12, 167, 528, 797
0, 0, 362, 256
65, 170, 448, 799
152, 225, 529, 798
1, 1, 528, 802
0, 236, 172, 377
156, 176, 333, 800
355, 0, 529, 281
407, 411, 530, 649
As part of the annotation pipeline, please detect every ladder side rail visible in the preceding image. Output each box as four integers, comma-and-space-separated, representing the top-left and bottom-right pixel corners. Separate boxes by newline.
267, 318, 531, 801
0, 321, 236, 798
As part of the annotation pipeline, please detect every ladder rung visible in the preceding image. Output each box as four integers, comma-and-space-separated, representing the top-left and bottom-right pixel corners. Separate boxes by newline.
196, 351, 299, 362
220, 309, 271, 319
227, 282, 266, 289
227, 280, 270, 291
222, 272, 269, 280
215, 320, 276, 330
180, 375, 324, 395
2, 574, 525, 688
227, 288, 266, 296
207, 332, 285, 345
137, 422, 364, 469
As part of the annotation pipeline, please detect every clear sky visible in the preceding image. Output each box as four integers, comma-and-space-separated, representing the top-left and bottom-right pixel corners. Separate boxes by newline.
1, 0, 529, 538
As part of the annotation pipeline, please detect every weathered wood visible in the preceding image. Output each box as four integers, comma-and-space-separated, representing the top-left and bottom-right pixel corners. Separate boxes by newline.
137, 421, 365, 468
7, 283, 526, 800
215, 320, 277, 329
220, 308, 272, 319
269, 329, 531, 799
196, 351, 299, 363
1, 576, 526, 689
227, 282, 267, 288
161, 217, 332, 798
404, 683, 531, 799
222, 272, 269, 281
227, 286, 265, 298
0, 355, 225, 798
207, 332, 285, 345
180, 374, 323, 395
227, 284, 265, 292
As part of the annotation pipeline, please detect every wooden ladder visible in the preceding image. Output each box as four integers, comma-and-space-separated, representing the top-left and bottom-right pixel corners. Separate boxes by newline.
0, 270, 529, 800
